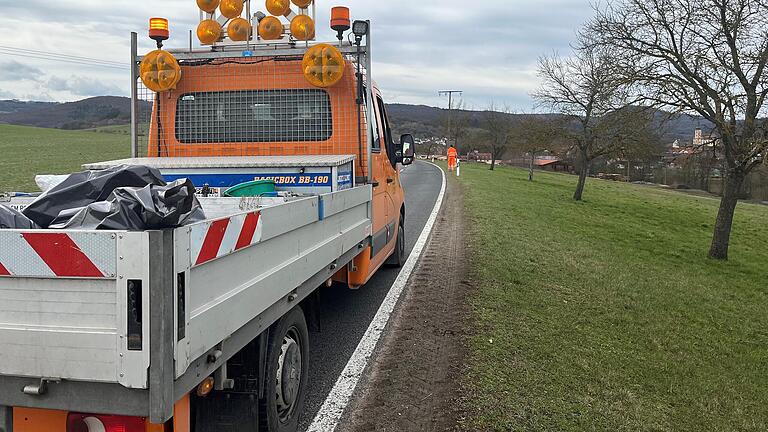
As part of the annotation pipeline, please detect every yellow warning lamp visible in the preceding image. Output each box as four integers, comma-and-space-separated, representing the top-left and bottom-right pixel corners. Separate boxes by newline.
258, 16, 283, 40
196, 0, 220, 13
140, 50, 182, 93
196, 377, 215, 397
266, 0, 291, 16
148, 18, 170, 48
197, 19, 222, 45
220, 0, 245, 19
302, 43, 345, 88
292, 0, 312, 8
228, 17, 251, 41
291, 15, 315, 41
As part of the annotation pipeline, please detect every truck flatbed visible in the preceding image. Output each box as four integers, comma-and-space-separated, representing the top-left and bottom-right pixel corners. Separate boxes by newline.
0, 179, 372, 423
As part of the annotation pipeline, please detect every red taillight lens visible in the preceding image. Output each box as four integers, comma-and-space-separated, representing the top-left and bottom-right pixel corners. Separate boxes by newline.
67, 413, 145, 432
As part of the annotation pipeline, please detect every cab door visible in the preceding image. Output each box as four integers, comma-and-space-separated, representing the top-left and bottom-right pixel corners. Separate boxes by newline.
374, 96, 404, 214
370, 93, 396, 266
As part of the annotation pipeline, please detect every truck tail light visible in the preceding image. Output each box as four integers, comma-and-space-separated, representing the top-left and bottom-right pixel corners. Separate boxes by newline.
66, 413, 145, 432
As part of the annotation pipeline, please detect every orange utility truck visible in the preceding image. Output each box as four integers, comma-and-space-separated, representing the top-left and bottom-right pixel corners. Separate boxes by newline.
0, 2, 414, 431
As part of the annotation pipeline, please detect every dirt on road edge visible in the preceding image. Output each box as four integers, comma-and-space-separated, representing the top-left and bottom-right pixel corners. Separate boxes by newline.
339, 172, 471, 432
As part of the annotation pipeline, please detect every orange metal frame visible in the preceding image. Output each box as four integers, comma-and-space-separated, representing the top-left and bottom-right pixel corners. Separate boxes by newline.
148, 61, 366, 175
147, 58, 404, 285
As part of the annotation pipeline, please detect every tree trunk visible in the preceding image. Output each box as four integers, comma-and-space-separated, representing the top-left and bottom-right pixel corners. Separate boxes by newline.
529, 152, 535, 181
574, 152, 589, 201
490, 153, 496, 171
708, 170, 745, 260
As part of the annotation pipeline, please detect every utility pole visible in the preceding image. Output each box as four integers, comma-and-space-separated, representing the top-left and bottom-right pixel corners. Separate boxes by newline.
438, 90, 463, 112
439, 90, 463, 151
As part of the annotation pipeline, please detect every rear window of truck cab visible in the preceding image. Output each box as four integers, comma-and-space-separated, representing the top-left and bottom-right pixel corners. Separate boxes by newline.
175, 89, 332, 143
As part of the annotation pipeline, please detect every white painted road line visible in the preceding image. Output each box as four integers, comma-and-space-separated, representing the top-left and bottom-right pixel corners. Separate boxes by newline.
308, 163, 447, 432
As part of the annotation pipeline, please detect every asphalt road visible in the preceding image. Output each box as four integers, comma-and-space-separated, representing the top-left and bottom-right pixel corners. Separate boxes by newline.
298, 160, 444, 430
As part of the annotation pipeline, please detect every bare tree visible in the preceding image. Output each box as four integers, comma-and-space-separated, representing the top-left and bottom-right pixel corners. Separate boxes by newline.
514, 115, 569, 181
533, 38, 656, 200
483, 104, 515, 170
591, 0, 768, 259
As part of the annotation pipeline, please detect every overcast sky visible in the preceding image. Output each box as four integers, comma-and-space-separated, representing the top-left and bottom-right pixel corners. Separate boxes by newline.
0, 0, 593, 110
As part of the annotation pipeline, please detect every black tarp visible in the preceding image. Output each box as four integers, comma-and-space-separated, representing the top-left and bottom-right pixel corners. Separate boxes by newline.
23, 165, 167, 228
0, 205, 38, 229
15, 165, 205, 231
49, 179, 206, 230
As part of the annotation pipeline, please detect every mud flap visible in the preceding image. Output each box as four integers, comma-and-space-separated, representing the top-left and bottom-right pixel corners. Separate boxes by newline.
194, 393, 259, 432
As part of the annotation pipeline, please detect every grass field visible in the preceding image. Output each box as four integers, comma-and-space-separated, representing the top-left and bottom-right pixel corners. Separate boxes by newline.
0, 124, 130, 192
456, 163, 768, 431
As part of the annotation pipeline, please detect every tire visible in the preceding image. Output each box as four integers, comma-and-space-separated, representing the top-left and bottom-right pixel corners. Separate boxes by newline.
386, 215, 405, 268
259, 307, 309, 432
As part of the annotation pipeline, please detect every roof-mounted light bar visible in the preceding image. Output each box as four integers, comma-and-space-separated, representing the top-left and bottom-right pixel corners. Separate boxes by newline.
191, 0, 322, 46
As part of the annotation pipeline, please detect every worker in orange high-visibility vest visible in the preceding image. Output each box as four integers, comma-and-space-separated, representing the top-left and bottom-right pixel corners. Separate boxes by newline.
447, 146, 458, 171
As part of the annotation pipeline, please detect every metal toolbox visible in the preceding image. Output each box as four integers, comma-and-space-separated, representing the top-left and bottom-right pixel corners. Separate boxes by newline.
83, 155, 356, 196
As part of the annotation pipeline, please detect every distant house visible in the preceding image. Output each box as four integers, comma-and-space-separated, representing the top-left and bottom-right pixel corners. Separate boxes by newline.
503, 156, 573, 172
535, 158, 572, 172
664, 128, 720, 168
468, 151, 493, 162
693, 128, 719, 148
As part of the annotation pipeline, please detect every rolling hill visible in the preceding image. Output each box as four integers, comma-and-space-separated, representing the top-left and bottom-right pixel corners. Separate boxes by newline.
0, 97, 710, 144
387, 103, 712, 144
0, 96, 150, 130
0, 100, 57, 115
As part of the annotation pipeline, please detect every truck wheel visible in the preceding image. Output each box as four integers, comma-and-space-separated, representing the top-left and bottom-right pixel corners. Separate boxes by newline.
259, 307, 309, 432
386, 215, 405, 268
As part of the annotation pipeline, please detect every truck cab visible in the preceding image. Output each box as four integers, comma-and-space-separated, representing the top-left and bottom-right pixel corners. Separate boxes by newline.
144, 52, 409, 286
0, 3, 414, 432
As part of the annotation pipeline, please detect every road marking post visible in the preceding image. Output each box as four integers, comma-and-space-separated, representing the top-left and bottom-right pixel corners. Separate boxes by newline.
307, 163, 447, 432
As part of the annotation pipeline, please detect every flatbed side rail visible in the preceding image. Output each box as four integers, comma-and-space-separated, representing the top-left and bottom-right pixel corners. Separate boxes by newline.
173, 186, 372, 380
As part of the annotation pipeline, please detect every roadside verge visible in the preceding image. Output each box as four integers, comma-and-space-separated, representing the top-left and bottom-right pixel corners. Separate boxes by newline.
307, 163, 447, 432
337, 167, 469, 432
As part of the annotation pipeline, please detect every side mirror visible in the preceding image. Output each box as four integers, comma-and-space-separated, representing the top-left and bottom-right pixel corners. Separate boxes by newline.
399, 134, 415, 166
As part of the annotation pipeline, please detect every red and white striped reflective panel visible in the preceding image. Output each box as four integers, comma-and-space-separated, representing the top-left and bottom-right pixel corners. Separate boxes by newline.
191, 211, 262, 266
0, 232, 116, 278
